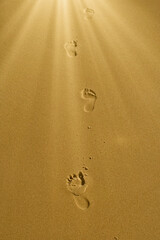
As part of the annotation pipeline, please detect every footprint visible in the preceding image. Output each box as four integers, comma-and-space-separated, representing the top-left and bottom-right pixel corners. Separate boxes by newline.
83, 8, 95, 20
66, 171, 88, 196
66, 170, 90, 210
81, 88, 97, 112
73, 195, 90, 210
64, 40, 78, 58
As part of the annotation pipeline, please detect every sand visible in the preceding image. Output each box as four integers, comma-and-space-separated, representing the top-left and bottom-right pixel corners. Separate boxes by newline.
0, 0, 160, 239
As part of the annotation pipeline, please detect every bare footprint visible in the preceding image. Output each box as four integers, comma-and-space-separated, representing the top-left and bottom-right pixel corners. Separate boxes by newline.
73, 195, 90, 210
81, 88, 97, 112
66, 170, 90, 210
66, 171, 88, 196
83, 8, 95, 20
64, 40, 78, 58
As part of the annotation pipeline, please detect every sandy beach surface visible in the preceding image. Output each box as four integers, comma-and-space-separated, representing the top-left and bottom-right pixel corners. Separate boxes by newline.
0, 0, 160, 239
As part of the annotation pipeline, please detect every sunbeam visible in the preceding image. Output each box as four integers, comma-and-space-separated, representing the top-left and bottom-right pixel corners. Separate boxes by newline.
0, 0, 160, 239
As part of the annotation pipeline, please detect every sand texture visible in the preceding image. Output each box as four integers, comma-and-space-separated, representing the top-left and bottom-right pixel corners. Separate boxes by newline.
0, 0, 160, 239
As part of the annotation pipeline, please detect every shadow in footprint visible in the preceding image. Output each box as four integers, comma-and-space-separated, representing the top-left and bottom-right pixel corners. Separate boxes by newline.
81, 88, 97, 112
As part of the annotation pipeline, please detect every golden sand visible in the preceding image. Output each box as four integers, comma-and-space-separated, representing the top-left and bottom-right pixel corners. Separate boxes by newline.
0, 0, 160, 239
